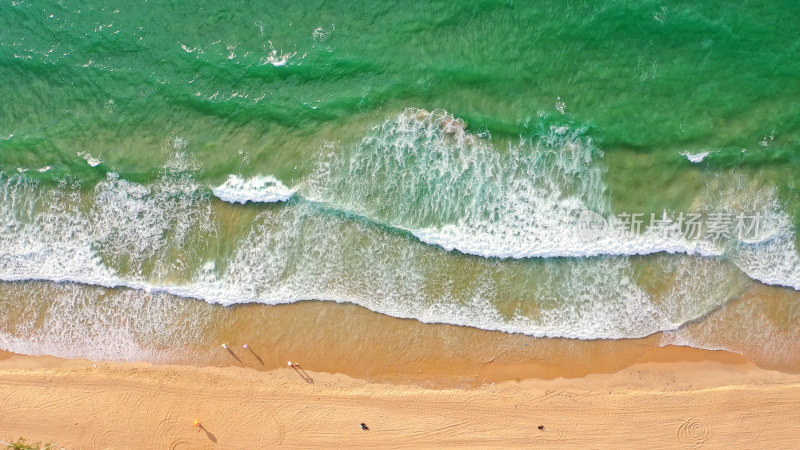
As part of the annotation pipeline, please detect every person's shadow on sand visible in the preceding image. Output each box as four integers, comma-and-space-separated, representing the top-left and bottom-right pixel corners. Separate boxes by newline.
292, 364, 314, 384
244, 345, 264, 365
222, 345, 242, 363
197, 424, 218, 443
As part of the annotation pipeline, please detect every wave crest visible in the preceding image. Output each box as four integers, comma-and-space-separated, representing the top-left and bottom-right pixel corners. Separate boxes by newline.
212, 174, 295, 204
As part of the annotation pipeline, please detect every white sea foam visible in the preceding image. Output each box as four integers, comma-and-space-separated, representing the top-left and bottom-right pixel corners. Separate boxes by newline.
732, 232, 800, 290
411, 221, 721, 260
681, 151, 710, 163
312, 25, 334, 42
718, 184, 800, 290
0, 108, 798, 362
78, 151, 102, 167
213, 204, 747, 339
211, 174, 295, 204
303, 108, 796, 289
660, 283, 800, 370
0, 282, 208, 362
261, 41, 296, 67
0, 167, 745, 347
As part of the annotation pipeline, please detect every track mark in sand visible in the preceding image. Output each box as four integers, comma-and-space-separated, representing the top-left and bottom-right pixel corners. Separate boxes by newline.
541, 423, 570, 442
538, 389, 564, 401
252, 405, 285, 446
154, 412, 179, 445
221, 399, 285, 446
677, 417, 711, 448
408, 421, 467, 440
738, 413, 762, 438
168, 439, 192, 450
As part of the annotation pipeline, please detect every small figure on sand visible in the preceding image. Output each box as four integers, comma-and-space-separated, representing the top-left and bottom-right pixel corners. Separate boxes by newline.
538, 425, 544, 431
288, 361, 314, 384
361, 423, 369, 431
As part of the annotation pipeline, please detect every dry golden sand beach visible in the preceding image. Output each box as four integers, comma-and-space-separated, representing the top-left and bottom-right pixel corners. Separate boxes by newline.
1, 345, 800, 449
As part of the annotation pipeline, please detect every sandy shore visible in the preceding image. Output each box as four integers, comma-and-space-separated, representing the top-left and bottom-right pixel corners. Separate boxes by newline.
1, 350, 799, 449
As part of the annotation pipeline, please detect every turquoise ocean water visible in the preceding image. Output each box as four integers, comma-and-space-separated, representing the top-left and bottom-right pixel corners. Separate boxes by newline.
0, 1, 798, 366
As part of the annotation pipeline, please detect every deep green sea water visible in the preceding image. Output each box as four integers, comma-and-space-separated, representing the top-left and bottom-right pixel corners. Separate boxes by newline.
0, 1, 798, 364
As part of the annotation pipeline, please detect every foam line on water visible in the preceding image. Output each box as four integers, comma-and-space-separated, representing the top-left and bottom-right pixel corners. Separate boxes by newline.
680, 151, 710, 163
0, 111, 798, 356
211, 174, 296, 204
0, 166, 752, 344
660, 283, 800, 371
410, 224, 722, 259
0, 282, 209, 362
300, 108, 799, 290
